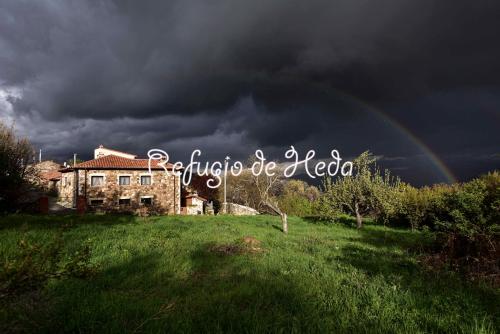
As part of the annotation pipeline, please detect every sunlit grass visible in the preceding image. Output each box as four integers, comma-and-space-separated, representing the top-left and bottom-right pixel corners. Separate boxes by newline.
1, 214, 498, 333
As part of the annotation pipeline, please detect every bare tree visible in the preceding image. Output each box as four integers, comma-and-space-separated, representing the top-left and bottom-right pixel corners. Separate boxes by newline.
251, 165, 288, 234
220, 158, 289, 233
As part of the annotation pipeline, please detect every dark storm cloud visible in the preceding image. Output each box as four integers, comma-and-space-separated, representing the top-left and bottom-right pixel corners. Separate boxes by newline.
0, 0, 499, 184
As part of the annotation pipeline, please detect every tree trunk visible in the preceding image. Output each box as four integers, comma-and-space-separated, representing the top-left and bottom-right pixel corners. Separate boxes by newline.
281, 213, 288, 234
354, 202, 363, 229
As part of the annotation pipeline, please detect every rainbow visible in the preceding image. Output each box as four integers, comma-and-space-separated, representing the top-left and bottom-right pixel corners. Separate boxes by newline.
316, 85, 457, 184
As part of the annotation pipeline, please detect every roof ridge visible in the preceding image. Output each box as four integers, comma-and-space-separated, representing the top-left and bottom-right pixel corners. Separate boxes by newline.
70, 153, 176, 170
97, 146, 137, 157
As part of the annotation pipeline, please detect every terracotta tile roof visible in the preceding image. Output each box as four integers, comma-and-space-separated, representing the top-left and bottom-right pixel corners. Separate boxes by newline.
72, 155, 176, 170
40, 170, 62, 181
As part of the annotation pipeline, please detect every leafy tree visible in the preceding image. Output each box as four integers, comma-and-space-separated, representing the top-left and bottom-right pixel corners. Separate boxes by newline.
65, 157, 84, 166
320, 151, 401, 228
278, 179, 319, 217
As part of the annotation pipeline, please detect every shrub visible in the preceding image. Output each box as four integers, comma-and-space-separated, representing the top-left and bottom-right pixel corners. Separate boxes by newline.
0, 235, 95, 297
389, 184, 449, 230
391, 172, 499, 237
388, 171, 500, 282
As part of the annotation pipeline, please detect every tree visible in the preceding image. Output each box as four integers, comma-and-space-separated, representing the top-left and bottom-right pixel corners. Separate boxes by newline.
251, 163, 289, 233
0, 122, 38, 212
189, 174, 220, 212
223, 169, 261, 209
278, 179, 319, 217
221, 157, 289, 233
320, 151, 400, 228
65, 157, 84, 166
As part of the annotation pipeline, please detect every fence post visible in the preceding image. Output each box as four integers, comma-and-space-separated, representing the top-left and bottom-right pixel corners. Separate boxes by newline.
39, 196, 49, 214
77, 196, 86, 215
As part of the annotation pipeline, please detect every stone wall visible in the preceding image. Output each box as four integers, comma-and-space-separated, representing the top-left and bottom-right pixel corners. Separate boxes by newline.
223, 202, 259, 215
59, 171, 75, 207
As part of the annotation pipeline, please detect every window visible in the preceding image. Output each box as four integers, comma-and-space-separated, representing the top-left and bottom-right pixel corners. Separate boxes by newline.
118, 176, 131, 185
62, 176, 71, 186
118, 198, 131, 205
140, 175, 151, 185
140, 197, 153, 205
90, 199, 104, 206
91, 176, 104, 186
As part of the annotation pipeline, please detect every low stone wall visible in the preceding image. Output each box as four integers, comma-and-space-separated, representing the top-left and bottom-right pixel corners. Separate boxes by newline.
223, 203, 259, 215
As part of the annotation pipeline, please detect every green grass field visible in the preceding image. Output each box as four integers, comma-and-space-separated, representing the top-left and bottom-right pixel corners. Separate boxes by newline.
0, 215, 498, 333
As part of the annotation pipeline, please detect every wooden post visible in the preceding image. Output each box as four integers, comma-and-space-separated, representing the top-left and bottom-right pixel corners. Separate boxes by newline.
355, 202, 363, 229
77, 196, 86, 215
281, 213, 288, 234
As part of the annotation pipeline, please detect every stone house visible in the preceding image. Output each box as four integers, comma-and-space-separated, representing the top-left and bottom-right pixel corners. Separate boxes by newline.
33, 160, 62, 192
59, 146, 184, 214
180, 192, 206, 215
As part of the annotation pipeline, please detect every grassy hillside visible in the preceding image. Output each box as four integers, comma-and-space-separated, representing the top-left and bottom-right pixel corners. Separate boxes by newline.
0, 215, 498, 333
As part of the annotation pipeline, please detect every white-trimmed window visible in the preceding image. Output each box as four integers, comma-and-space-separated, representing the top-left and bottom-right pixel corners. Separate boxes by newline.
118, 175, 131, 186
118, 198, 131, 205
89, 198, 104, 206
90, 174, 105, 186
140, 196, 153, 205
140, 175, 152, 185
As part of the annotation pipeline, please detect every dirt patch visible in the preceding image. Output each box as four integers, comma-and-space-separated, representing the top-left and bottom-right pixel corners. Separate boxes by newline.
209, 244, 244, 255
243, 236, 261, 250
208, 236, 263, 256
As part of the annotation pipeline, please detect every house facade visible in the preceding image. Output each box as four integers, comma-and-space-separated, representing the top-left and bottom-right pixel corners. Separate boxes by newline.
59, 146, 183, 214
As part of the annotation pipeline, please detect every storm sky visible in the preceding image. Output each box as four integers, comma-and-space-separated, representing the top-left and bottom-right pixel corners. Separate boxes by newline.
0, 0, 499, 185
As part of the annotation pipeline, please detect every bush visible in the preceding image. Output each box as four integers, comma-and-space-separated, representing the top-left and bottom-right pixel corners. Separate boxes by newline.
390, 172, 499, 236
386, 184, 449, 230
386, 171, 500, 282
0, 235, 96, 297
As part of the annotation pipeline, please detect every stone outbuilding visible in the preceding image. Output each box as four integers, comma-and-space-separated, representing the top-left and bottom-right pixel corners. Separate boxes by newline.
181, 192, 207, 215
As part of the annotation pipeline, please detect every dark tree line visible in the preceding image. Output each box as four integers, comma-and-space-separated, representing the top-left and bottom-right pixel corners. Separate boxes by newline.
0, 121, 39, 212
